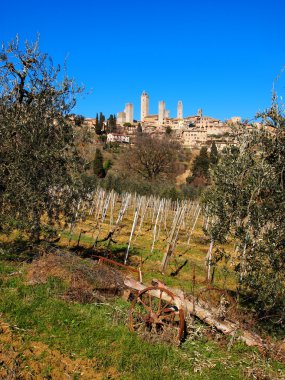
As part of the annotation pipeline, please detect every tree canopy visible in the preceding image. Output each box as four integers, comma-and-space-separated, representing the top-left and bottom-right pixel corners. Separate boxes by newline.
0, 36, 85, 242
202, 100, 285, 324
122, 133, 181, 182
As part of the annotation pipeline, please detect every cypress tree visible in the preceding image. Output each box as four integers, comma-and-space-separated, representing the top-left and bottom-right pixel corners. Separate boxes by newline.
95, 113, 102, 135
99, 112, 105, 126
93, 148, 106, 178
189, 146, 210, 182
210, 141, 219, 165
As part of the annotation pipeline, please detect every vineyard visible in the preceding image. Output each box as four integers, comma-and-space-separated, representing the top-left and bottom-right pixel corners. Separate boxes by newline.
1, 187, 285, 379
61, 187, 229, 291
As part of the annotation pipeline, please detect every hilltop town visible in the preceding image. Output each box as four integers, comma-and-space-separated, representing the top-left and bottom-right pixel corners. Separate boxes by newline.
83, 91, 245, 150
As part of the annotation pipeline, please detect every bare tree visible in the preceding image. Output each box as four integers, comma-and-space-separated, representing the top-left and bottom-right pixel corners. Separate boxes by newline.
122, 133, 181, 182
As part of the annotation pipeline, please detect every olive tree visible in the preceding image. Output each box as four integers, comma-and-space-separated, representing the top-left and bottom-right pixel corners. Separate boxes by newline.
202, 98, 285, 324
0, 36, 85, 242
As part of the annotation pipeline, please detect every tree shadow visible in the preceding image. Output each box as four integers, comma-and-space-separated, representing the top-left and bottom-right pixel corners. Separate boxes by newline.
0, 238, 40, 262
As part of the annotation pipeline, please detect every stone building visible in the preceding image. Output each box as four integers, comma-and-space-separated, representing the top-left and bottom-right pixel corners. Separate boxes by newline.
107, 133, 130, 143
180, 129, 207, 147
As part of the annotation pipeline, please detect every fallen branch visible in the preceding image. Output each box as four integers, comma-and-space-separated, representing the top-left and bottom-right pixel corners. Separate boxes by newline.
170, 260, 188, 277
124, 277, 263, 349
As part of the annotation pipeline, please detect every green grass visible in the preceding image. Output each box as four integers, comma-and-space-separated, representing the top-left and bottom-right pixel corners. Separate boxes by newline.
1, 260, 284, 379
60, 229, 95, 245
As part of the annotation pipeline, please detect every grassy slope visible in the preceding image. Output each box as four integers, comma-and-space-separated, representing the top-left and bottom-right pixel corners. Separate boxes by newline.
0, 260, 285, 380
0, 204, 284, 379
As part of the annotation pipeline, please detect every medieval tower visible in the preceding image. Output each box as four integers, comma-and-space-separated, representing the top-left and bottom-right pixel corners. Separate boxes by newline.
177, 100, 183, 119
158, 101, 165, 125
140, 91, 149, 122
125, 103, 134, 123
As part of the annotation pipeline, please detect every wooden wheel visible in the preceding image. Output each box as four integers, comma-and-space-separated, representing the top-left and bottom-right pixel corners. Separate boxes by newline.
129, 286, 184, 344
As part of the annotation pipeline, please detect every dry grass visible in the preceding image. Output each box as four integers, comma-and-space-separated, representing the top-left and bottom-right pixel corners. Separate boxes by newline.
26, 251, 126, 304
59, 210, 237, 295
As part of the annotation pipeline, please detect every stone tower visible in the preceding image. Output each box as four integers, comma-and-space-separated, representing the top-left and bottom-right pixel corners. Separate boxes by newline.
177, 100, 183, 119
140, 91, 149, 122
158, 101, 165, 125
125, 103, 134, 123
164, 110, 170, 118
117, 112, 126, 125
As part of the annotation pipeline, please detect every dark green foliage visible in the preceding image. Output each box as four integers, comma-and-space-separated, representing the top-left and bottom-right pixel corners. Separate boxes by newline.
210, 141, 219, 165
93, 148, 105, 178
107, 114, 116, 133
165, 126, 172, 135
0, 36, 85, 242
99, 112, 105, 126
203, 99, 285, 324
73, 114, 85, 127
180, 183, 203, 199
99, 134, 107, 146
95, 112, 106, 135
103, 159, 112, 173
102, 173, 185, 200
95, 123, 101, 135
187, 146, 210, 186
160, 186, 180, 200
80, 173, 98, 193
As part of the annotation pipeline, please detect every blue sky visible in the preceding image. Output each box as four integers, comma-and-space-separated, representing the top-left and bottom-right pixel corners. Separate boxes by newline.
1, 0, 285, 121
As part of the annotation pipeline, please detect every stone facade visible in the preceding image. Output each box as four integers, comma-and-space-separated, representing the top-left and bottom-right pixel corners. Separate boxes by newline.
117, 112, 126, 125
107, 133, 130, 143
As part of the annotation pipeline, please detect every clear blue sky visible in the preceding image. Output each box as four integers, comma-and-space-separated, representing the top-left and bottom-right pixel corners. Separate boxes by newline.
1, 0, 285, 121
